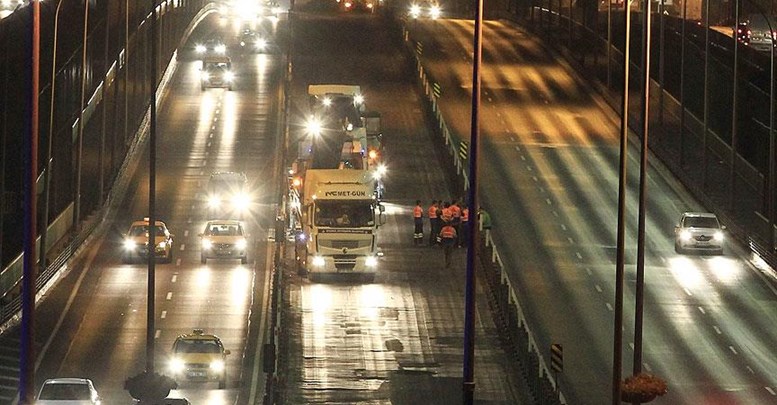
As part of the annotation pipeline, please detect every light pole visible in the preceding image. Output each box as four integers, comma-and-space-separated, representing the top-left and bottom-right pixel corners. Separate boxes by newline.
74, 0, 91, 232
39, 0, 65, 275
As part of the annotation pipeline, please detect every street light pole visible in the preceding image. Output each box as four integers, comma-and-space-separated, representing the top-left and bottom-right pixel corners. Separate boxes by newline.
146, 0, 159, 374
40, 0, 65, 276
20, 1, 40, 403
74, 0, 91, 232
463, 0, 484, 403
612, 1, 632, 404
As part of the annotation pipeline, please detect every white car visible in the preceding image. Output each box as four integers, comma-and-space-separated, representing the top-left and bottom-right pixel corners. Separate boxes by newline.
36, 378, 101, 405
674, 212, 725, 255
200, 220, 249, 264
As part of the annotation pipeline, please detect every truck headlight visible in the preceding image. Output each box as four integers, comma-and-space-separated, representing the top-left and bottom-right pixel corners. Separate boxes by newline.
123, 239, 137, 250
224, 71, 235, 82
679, 230, 692, 241
215, 44, 226, 54
236, 239, 248, 250
195, 44, 206, 53
210, 360, 225, 372
409, 5, 420, 18
312, 256, 325, 267
200, 71, 210, 81
365, 256, 378, 267
232, 194, 250, 211
208, 196, 221, 208
256, 38, 268, 50
429, 6, 441, 19
169, 358, 185, 373
202, 239, 213, 250
713, 231, 724, 242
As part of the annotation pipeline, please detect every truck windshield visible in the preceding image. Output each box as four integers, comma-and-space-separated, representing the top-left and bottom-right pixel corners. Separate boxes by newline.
314, 201, 374, 227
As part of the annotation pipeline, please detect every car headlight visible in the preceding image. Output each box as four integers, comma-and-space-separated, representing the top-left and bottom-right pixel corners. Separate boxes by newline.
713, 231, 724, 242
215, 44, 226, 54
224, 71, 235, 82
210, 360, 225, 372
429, 6, 441, 19
169, 358, 185, 373
312, 256, 325, 267
208, 196, 221, 208
409, 5, 420, 17
236, 239, 248, 250
202, 239, 213, 250
123, 239, 137, 250
195, 44, 206, 53
232, 194, 250, 210
256, 38, 268, 50
365, 256, 378, 267
200, 71, 210, 81
679, 230, 692, 241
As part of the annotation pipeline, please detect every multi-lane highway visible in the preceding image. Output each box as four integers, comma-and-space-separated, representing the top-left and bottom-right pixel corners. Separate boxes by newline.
407, 16, 777, 405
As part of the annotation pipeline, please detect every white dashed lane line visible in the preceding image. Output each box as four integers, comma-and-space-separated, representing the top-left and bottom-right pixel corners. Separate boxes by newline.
605, 303, 613, 311
698, 306, 706, 315
179, 244, 185, 251
175, 258, 181, 266
713, 326, 722, 334
764, 386, 775, 395
595, 285, 602, 293
166, 292, 173, 300
160, 310, 167, 319
684, 288, 692, 296
171, 274, 177, 283
155, 329, 161, 339
560, 224, 567, 231
184, 230, 189, 237
729, 346, 738, 355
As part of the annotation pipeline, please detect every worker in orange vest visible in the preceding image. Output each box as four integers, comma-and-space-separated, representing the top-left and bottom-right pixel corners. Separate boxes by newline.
428, 200, 440, 246
439, 222, 457, 268
413, 200, 424, 245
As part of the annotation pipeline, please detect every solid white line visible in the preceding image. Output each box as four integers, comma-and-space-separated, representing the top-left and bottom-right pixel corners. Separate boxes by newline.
166, 292, 173, 300
160, 311, 167, 319
248, 234, 277, 403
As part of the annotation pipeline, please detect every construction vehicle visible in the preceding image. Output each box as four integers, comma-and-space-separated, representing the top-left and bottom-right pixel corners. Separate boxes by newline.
289, 168, 385, 281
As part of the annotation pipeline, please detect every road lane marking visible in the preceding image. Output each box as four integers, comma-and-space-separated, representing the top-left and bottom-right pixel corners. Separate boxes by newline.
713, 326, 722, 334
729, 346, 738, 355
155, 329, 161, 339
567, 237, 574, 244
575, 252, 582, 260
545, 198, 552, 205
684, 288, 692, 296
586, 268, 593, 276
765, 387, 776, 395
698, 306, 706, 315
747, 366, 755, 374
187, 217, 192, 224
552, 210, 559, 217
184, 230, 189, 237
207, 141, 212, 147
595, 285, 602, 293
520, 155, 526, 161
628, 342, 634, 350
161, 310, 167, 319
171, 274, 177, 283
605, 303, 613, 311
560, 224, 567, 231
532, 176, 538, 182
166, 292, 173, 300
175, 258, 181, 266
643, 363, 652, 373
179, 244, 185, 251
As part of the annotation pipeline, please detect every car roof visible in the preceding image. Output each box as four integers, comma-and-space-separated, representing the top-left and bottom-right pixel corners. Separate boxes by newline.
209, 171, 247, 180
42, 378, 93, 385
206, 220, 242, 226
130, 218, 167, 227
176, 329, 221, 341
682, 212, 718, 218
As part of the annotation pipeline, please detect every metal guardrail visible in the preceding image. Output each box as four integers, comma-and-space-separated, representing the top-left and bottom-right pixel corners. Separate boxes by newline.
397, 16, 566, 405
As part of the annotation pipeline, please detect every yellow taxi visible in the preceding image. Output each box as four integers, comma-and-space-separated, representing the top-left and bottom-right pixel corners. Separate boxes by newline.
122, 218, 174, 263
168, 329, 231, 389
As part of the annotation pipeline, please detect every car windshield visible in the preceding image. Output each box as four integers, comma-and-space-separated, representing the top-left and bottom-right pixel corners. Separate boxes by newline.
683, 216, 720, 228
175, 338, 222, 354
207, 224, 242, 236
314, 201, 374, 227
130, 225, 166, 237
38, 383, 91, 400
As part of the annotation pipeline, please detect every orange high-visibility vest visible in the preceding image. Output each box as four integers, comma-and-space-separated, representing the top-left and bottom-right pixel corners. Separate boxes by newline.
450, 204, 461, 218
440, 225, 457, 239
462, 208, 469, 222
441, 207, 452, 222
428, 205, 438, 219
414, 205, 423, 218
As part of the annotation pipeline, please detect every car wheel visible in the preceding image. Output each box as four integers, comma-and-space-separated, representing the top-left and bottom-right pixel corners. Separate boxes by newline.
201, 254, 207, 264
228, 85, 233, 91
201, 84, 206, 91
674, 243, 683, 254
218, 378, 226, 389
241, 256, 247, 264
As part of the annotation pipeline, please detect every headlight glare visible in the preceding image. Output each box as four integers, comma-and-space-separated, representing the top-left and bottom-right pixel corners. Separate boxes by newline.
169, 358, 185, 373
713, 231, 724, 242
202, 239, 213, 250
679, 230, 692, 241
208, 196, 221, 208
123, 239, 137, 250
210, 360, 225, 372
312, 256, 325, 267
236, 239, 248, 250
365, 256, 378, 267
